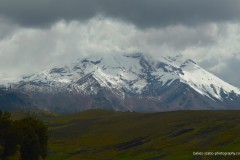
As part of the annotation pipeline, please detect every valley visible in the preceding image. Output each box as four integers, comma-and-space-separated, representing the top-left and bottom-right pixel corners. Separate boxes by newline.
17, 109, 240, 160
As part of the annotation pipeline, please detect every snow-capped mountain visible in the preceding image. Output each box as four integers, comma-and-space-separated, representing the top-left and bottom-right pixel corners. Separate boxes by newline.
9, 53, 240, 113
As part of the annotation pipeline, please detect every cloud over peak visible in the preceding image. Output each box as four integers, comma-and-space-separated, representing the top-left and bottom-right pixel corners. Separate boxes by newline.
1, 1, 240, 88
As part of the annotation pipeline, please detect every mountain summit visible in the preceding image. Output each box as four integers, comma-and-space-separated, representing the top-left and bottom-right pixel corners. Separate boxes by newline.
8, 53, 240, 113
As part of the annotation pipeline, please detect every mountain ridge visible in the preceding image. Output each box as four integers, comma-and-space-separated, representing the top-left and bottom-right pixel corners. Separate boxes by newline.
2, 53, 240, 113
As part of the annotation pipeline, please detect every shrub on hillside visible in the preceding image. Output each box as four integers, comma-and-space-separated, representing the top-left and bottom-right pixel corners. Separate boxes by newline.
0, 110, 48, 160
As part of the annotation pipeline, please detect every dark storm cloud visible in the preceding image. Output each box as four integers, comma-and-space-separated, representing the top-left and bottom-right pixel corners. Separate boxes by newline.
0, 0, 99, 27
1, 0, 240, 28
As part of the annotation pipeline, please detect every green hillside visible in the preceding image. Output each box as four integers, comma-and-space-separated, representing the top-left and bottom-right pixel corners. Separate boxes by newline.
45, 110, 240, 160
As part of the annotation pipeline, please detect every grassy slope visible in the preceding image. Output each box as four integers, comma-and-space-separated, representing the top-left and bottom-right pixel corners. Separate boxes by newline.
44, 110, 240, 160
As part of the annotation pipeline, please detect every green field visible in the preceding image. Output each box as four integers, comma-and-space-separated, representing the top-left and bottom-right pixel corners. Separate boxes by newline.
26, 110, 238, 160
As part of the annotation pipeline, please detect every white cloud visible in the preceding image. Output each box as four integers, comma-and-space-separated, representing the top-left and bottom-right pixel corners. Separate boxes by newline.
0, 17, 240, 87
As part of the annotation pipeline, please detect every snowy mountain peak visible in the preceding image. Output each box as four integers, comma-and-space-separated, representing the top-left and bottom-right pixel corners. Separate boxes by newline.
11, 53, 240, 112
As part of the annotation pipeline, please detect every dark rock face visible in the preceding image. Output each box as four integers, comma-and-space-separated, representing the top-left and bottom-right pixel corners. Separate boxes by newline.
0, 90, 30, 111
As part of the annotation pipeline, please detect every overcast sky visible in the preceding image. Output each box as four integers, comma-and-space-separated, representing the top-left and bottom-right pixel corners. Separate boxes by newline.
0, 0, 240, 87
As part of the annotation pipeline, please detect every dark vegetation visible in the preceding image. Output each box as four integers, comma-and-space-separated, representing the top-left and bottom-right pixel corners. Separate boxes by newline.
0, 110, 48, 160
2, 109, 240, 159
46, 110, 240, 160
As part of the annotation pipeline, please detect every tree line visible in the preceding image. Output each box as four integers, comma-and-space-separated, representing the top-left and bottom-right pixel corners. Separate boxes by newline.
0, 110, 48, 160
